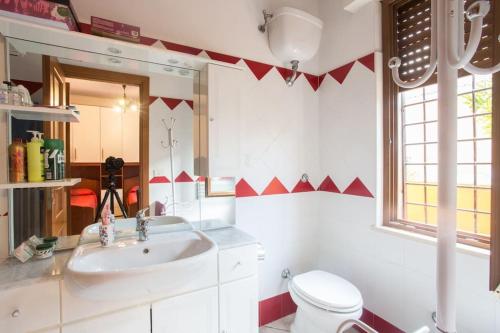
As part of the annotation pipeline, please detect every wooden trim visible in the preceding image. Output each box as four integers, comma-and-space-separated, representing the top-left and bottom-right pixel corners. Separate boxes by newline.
490, 0, 500, 292
382, 1, 400, 224
60, 63, 150, 211
205, 178, 235, 197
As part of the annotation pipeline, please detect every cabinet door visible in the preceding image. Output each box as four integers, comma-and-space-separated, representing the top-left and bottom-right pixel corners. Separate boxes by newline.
71, 104, 101, 162
121, 108, 140, 163
0, 280, 60, 333
100, 107, 123, 161
62, 305, 150, 333
196, 64, 241, 177
220, 276, 258, 333
152, 287, 218, 333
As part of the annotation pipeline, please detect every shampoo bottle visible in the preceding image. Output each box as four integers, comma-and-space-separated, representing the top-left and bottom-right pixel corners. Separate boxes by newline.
26, 131, 44, 182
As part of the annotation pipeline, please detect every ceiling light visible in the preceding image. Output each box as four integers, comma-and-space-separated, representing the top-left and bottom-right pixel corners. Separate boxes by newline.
113, 84, 138, 113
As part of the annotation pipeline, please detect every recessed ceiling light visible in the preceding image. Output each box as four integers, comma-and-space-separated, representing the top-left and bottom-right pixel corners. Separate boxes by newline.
107, 47, 122, 54
108, 57, 121, 64
163, 67, 174, 72
168, 59, 179, 64
178, 69, 190, 76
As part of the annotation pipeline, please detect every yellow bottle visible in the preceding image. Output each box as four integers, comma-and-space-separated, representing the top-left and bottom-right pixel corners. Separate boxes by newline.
26, 130, 44, 182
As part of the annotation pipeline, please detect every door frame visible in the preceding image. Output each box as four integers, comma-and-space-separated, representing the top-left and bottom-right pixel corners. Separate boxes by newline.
59, 63, 150, 212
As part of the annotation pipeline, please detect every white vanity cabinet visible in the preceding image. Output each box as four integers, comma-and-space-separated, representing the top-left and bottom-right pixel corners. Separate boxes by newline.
195, 64, 242, 177
220, 276, 258, 333
152, 287, 219, 333
218, 244, 259, 333
0, 280, 60, 333
62, 305, 150, 333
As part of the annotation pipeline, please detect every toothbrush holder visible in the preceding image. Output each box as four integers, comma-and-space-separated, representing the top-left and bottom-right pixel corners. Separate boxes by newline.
99, 223, 115, 247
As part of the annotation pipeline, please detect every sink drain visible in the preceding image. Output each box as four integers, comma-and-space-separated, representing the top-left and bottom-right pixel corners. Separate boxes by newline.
143, 248, 150, 254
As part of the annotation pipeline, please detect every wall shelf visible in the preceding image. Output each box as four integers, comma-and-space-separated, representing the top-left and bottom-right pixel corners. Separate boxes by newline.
0, 178, 81, 189
0, 104, 80, 122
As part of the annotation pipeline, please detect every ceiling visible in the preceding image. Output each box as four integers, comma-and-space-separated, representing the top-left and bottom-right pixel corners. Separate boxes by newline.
66, 78, 140, 100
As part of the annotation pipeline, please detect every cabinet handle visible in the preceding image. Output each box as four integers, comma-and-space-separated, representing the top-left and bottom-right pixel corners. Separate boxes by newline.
101, 148, 104, 161
74, 147, 77, 161
11, 309, 20, 318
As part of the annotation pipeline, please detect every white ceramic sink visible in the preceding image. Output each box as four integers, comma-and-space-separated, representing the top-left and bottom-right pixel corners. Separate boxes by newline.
79, 215, 192, 244
65, 231, 218, 300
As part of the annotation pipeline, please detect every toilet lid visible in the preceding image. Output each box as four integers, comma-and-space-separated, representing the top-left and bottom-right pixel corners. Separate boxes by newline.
291, 270, 362, 312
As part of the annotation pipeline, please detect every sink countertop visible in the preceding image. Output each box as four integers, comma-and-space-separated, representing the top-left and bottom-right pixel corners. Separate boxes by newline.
0, 226, 257, 290
204, 227, 257, 250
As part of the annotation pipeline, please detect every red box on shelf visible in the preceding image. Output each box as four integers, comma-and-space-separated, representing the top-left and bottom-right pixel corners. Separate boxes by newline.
90, 16, 140, 43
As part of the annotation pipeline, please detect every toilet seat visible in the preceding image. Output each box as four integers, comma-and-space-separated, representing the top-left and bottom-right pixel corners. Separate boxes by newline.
290, 270, 363, 313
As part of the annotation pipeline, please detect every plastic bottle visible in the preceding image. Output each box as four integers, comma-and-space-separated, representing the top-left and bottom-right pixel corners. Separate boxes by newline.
9, 138, 26, 182
44, 139, 64, 180
26, 131, 44, 182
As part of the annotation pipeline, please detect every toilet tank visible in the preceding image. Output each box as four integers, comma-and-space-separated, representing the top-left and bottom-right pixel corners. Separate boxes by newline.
267, 7, 323, 63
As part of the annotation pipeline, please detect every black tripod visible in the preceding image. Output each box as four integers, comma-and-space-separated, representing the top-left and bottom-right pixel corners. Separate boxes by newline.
94, 167, 128, 223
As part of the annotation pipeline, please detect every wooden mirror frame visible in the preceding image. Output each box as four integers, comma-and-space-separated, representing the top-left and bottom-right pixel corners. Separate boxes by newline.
57, 63, 150, 212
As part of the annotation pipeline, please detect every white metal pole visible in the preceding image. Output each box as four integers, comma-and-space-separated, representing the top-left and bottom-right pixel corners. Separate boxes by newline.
436, 0, 457, 332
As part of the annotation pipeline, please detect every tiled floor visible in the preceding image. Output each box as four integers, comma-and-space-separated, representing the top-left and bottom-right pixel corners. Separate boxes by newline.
259, 314, 295, 332
259, 314, 358, 333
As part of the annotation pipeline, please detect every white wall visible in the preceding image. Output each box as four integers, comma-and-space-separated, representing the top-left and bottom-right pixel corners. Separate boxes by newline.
316, 3, 500, 332
317, 0, 381, 73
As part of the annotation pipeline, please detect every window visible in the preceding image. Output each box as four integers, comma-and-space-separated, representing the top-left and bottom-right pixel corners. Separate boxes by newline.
398, 75, 492, 246
382, 0, 499, 251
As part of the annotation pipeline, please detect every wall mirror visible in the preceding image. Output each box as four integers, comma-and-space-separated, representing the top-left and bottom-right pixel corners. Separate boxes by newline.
5, 37, 235, 252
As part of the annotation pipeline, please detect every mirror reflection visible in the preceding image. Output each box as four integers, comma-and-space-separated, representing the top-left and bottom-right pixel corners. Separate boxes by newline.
7, 38, 235, 250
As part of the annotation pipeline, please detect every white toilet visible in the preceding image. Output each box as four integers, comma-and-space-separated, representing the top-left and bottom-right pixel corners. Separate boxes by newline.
288, 270, 363, 333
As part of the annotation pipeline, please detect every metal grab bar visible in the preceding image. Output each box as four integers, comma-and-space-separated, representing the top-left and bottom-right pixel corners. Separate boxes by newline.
337, 319, 378, 333
336, 319, 430, 333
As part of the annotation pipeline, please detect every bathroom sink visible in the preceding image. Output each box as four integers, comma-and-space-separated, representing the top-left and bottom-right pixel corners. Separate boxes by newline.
79, 215, 192, 244
65, 230, 218, 300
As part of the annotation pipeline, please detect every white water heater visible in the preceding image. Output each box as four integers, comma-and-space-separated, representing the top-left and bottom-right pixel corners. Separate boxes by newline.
259, 7, 323, 86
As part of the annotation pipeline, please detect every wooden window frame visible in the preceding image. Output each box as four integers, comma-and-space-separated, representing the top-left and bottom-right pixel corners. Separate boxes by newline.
382, 0, 500, 290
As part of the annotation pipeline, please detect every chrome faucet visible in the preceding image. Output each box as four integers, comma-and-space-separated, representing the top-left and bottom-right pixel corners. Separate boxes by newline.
136, 208, 153, 241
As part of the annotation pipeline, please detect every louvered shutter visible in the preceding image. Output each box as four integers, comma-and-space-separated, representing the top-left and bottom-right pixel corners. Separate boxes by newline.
394, 0, 497, 87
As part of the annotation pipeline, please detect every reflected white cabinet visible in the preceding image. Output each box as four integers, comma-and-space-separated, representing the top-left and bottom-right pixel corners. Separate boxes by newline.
70, 104, 101, 163
122, 109, 140, 162
220, 276, 258, 333
195, 64, 242, 177
70, 105, 139, 163
100, 107, 123, 161
152, 287, 218, 333
62, 305, 150, 333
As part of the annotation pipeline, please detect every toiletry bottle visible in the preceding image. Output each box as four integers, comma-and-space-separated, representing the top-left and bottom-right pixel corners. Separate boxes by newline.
44, 139, 63, 180
26, 131, 44, 182
9, 138, 26, 182
37, 132, 45, 180
99, 203, 114, 246
57, 139, 65, 179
